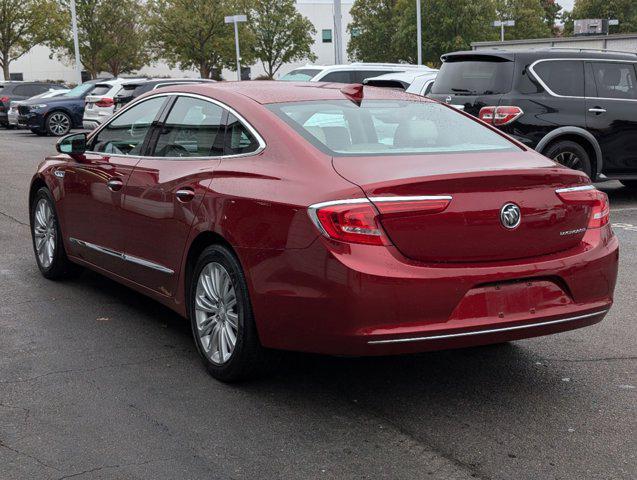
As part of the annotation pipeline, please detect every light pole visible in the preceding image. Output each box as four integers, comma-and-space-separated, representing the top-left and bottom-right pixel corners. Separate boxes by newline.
225, 14, 247, 81
70, 0, 82, 85
416, 0, 422, 65
493, 20, 515, 42
333, 0, 343, 64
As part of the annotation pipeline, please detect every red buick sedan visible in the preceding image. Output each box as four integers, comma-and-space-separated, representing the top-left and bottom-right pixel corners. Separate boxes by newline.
29, 81, 618, 381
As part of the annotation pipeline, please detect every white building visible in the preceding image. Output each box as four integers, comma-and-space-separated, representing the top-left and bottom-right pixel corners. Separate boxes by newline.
6, 0, 354, 83
471, 33, 637, 54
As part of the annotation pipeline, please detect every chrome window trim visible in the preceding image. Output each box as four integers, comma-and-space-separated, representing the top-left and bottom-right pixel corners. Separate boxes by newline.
528, 57, 637, 102
555, 184, 595, 193
367, 309, 608, 345
85, 92, 266, 160
69, 237, 174, 274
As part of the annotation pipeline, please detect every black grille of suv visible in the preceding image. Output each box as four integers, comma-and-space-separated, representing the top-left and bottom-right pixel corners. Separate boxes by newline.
18, 105, 31, 115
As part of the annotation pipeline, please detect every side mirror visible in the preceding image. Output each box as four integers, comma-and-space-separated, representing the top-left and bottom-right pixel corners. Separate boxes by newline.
56, 132, 87, 156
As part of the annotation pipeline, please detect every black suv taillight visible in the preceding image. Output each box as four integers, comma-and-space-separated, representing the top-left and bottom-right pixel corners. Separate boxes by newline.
479, 106, 523, 126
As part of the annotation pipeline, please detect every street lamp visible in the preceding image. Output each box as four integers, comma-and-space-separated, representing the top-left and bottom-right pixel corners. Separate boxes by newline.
416, 0, 422, 65
493, 20, 515, 42
225, 14, 247, 81
70, 0, 82, 85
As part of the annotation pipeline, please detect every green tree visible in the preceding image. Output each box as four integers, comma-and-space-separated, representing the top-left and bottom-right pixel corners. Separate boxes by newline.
392, 0, 498, 66
571, 0, 637, 34
496, 0, 552, 40
540, 0, 562, 35
53, 0, 150, 78
0, 0, 62, 80
347, 0, 399, 62
148, 0, 240, 79
245, 0, 316, 79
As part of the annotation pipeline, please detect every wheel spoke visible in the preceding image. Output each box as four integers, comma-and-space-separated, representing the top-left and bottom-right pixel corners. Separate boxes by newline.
195, 294, 217, 313
226, 311, 238, 330
224, 323, 236, 348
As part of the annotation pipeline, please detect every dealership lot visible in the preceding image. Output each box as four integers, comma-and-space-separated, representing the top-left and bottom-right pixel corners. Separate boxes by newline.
0, 129, 635, 479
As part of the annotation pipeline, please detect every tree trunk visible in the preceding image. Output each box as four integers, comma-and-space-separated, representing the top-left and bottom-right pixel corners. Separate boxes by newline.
199, 63, 210, 79
1, 57, 9, 80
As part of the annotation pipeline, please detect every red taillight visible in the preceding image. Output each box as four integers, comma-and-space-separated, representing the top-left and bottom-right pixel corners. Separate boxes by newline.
95, 97, 114, 107
479, 106, 523, 126
0, 96, 9, 103
310, 201, 384, 245
556, 185, 610, 228
308, 196, 452, 245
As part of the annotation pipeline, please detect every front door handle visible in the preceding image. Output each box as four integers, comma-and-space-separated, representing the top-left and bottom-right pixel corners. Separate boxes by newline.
588, 107, 607, 114
107, 178, 124, 191
175, 188, 195, 202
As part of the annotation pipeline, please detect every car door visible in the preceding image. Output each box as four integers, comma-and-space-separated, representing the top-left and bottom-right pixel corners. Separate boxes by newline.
585, 61, 637, 175
60, 96, 168, 275
119, 95, 227, 295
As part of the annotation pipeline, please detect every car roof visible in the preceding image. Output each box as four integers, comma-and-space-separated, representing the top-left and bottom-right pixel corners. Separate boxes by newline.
157, 81, 435, 105
295, 63, 427, 73
442, 48, 637, 62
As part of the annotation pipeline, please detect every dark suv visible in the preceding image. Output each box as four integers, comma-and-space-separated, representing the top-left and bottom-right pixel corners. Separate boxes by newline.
0, 82, 66, 128
428, 49, 637, 187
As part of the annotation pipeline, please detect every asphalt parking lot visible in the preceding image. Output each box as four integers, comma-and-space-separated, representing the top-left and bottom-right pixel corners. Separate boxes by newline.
0, 128, 635, 480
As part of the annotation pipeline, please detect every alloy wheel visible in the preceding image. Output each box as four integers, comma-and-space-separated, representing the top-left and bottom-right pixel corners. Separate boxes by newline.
194, 262, 239, 365
554, 151, 583, 172
48, 113, 70, 136
33, 198, 56, 268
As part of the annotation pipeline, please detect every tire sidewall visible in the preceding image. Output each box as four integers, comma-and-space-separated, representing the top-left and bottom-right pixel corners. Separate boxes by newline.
188, 245, 258, 381
545, 140, 592, 178
46, 111, 71, 136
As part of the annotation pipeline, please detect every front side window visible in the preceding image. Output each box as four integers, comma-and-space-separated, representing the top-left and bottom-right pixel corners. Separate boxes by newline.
268, 100, 519, 156
591, 62, 637, 99
226, 113, 260, 155
154, 96, 225, 158
280, 69, 322, 82
90, 96, 166, 155
533, 60, 584, 97
320, 71, 353, 83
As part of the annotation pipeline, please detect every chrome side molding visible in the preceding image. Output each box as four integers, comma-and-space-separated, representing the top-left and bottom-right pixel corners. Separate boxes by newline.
69, 237, 174, 274
367, 309, 608, 345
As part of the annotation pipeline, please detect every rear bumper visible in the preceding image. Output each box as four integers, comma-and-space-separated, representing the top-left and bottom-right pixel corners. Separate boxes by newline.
241, 225, 618, 356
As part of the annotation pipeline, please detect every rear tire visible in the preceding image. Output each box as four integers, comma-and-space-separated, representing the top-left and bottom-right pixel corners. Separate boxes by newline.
188, 244, 267, 382
544, 140, 592, 178
30, 187, 80, 279
620, 180, 637, 189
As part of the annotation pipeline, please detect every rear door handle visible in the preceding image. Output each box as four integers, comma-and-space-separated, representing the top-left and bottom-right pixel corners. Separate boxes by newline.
107, 178, 124, 191
588, 107, 607, 114
175, 188, 195, 202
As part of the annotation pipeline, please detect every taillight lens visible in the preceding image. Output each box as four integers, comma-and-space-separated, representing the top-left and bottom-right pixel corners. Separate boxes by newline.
308, 196, 452, 245
310, 201, 384, 245
556, 185, 610, 228
479, 106, 523, 126
95, 97, 114, 107
0, 96, 9, 103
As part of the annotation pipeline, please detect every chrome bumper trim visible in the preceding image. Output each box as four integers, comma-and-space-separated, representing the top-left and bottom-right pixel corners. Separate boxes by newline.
367, 309, 609, 345
69, 237, 174, 274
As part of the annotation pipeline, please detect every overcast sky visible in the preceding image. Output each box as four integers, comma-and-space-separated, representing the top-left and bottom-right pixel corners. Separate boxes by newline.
560, 0, 575, 12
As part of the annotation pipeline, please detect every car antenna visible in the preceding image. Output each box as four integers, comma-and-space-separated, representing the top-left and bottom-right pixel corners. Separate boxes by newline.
340, 84, 364, 106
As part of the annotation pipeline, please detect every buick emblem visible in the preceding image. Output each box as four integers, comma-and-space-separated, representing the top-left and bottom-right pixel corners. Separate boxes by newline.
500, 203, 521, 229
445, 95, 452, 103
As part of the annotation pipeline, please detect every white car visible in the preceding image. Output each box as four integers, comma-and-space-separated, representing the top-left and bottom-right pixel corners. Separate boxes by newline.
280, 63, 428, 84
363, 69, 439, 96
82, 78, 144, 129
7, 89, 69, 127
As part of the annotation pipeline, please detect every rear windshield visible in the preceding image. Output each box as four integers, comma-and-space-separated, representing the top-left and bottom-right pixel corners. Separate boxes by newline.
431, 59, 514, 95
91, 84, 112, 96
268, 100, 518, 156
280, 69, 322, 81
65, 83, 95, 98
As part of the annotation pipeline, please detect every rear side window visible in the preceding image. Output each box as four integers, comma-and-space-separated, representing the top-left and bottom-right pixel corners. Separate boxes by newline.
319, 71, 353, 83
431, 59, 514, 95
226, 113, 260, 155
14, 84, 47, 96
352, 70, 396, 83
591, 62, 637, 100
91, 84, 112, 96
268, 100, 519, 156
154, 96, 225, 158
532, 60, 584, 97
280, 69, 321, 81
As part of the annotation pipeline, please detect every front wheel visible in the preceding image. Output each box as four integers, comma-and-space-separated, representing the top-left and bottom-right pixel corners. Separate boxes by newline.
544, 140, 592, 178
189, 244, 266, 382
30, 188, 79, 279
45, 111, 71, 136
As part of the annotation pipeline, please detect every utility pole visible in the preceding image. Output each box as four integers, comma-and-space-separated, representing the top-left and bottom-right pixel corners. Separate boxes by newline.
416, 0, 422, 65
493, 20, 515, 42
225, 14, 247, 81
70, 0, 82, 85
333, 0, 343, 64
